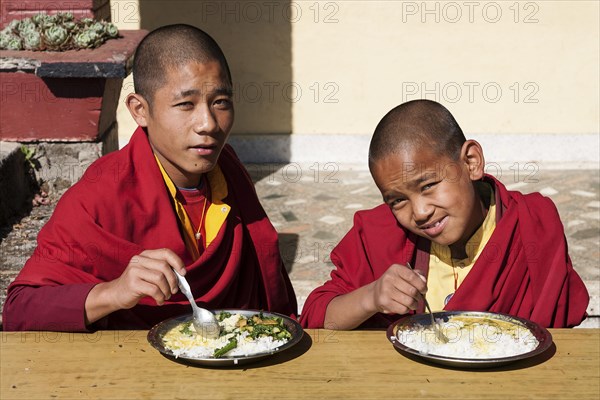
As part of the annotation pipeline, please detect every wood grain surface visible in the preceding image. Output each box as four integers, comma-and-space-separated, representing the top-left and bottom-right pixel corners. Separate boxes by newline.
1, 329, 598, 399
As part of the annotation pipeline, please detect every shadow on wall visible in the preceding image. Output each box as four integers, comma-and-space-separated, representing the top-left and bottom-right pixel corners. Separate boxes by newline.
139, 0, 293, 160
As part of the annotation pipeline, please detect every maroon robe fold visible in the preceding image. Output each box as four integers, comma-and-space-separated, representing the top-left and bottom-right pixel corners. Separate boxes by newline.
3, 127, 297, 331
299, 175, 589, 329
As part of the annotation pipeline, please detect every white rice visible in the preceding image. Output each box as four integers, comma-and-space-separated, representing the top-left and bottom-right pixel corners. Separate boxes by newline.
171, 331, 286, 358
163, 314, 288, 359
394, 317, 539, 359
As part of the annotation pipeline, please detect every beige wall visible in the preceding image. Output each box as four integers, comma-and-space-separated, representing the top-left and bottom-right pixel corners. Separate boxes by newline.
112, 0, 599, 142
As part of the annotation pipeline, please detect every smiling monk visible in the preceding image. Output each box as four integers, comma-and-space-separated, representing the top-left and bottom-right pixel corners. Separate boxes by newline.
300, 100, 588, 330
3, 24, 297, 331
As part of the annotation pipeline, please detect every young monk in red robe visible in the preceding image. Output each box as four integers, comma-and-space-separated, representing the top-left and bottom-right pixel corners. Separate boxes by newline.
300, 100, 589, 329
3, 24, 297, 331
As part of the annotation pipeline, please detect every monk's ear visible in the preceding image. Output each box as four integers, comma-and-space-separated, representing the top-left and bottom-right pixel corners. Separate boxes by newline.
460, 140, 485, 180
125, 93, 150, 127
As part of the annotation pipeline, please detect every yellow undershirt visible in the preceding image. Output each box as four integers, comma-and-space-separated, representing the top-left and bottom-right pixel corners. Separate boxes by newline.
427, 184, 496, 311
155, 156, 231, 260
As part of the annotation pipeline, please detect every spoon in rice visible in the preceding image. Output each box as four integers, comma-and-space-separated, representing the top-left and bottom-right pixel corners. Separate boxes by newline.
172, 269, 221, 339
407, 262, 449, 343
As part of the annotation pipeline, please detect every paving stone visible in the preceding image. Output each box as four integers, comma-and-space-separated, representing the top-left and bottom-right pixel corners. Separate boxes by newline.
263, 194, 285, 199
313, 194, 338, 201
344, 203, 363, 209
571, 190, 597, 198
341, 179, 369, 185
312, 231, 338, 240
551, 194, 573, 204
295, 255, 318, 265
567, 220, 586, 228
581, 212, 600, 221
278, 224, 311, 234
350, 187, 370, 194
572, 228, 600, 240
505, 182, 529, 190
284, 199, 307, 206
319, 216, 345, 225
539, 187, 559, 196
281, 211, 299, 222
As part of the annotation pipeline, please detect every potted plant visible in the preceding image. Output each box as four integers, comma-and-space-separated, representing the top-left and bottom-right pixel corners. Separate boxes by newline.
0, 9, 145, 150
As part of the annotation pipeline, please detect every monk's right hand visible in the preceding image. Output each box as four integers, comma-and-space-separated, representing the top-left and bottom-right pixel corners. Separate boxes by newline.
108, 248, 186, 310
367, 263, 428, 315
85, 249, 186, 325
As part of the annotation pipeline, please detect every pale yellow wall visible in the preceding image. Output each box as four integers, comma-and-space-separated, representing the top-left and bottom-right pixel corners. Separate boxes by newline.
110, 0, 139, 145
112, 0, 599, 141
291, 0, 599, 135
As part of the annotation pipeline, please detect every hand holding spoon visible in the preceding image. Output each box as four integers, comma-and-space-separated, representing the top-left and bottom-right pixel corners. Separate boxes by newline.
172, 269, 221, 339
407, 262, 449, 343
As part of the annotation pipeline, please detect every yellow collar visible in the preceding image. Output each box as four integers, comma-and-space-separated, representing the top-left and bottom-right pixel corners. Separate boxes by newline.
154, 156, 231, 260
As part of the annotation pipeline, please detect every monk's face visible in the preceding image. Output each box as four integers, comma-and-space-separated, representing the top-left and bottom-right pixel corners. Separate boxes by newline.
370, 146, 485, 254
144, 60, 234, 187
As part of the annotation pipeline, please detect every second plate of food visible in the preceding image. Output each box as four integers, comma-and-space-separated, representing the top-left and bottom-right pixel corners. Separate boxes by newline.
387, 311, 552, 368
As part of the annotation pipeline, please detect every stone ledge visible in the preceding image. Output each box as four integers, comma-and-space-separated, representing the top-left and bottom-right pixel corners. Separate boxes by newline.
0, 30, 146, 78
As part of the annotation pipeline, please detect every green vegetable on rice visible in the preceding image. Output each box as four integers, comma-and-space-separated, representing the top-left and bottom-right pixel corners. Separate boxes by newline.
179, 322, 194, 336
217, 311, 232, 321
214, 337, 238, 358
166, 313, 292, 358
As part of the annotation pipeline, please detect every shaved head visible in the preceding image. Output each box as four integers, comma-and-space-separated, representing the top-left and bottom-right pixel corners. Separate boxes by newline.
133, 24, 232, 106
369, 100, 466, 164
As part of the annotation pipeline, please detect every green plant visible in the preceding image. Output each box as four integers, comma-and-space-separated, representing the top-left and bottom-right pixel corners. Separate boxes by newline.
0, 12, 119, 51
20, 145, 37, 170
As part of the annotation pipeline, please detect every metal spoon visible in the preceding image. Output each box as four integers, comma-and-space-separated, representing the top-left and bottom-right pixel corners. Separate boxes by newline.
172, 269, 221, 339
407, 263, 449, 343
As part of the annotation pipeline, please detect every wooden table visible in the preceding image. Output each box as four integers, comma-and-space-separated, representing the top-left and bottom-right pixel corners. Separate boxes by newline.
1, 329, 599, 399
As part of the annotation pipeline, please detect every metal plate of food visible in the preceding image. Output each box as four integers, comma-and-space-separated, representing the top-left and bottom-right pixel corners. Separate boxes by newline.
148, 309, 303, 366
387, 311, 553, 368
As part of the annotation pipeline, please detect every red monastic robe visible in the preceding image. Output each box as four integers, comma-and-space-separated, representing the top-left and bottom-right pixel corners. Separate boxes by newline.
3, 127, 297, 331
300, 176, 589, 329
